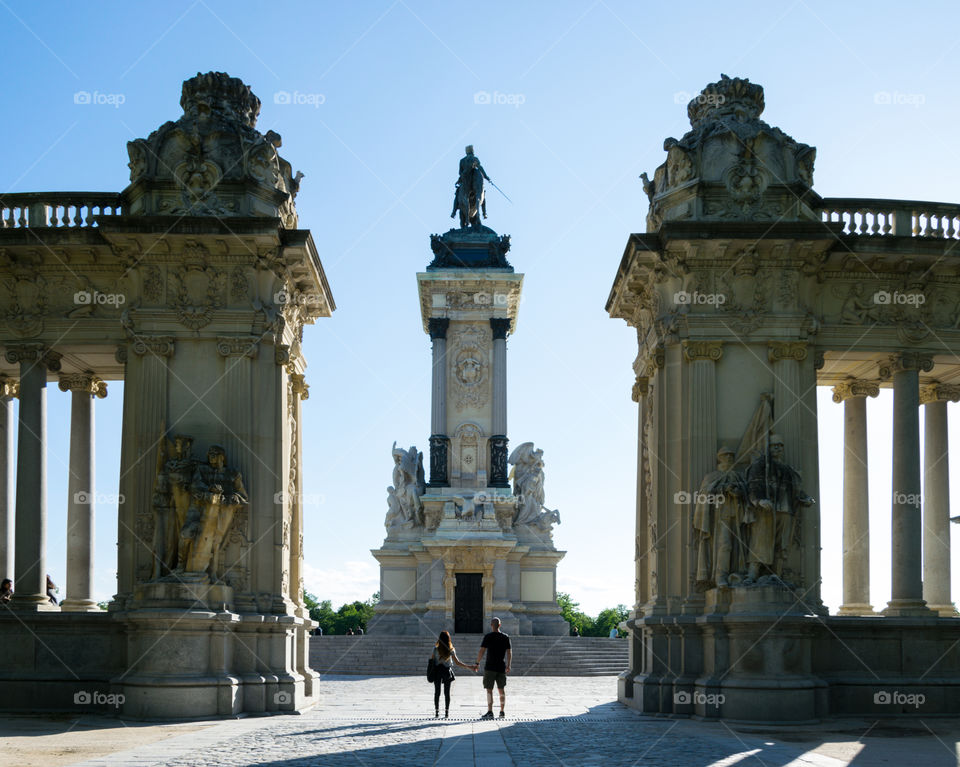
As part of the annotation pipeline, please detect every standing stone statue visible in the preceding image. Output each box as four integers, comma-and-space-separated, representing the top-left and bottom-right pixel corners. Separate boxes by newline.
388, 442, 425, 528
451, 145, 490, 228
150, 434, 196, 579
178, 445, 248, 579
743, 434, 814, 583
693, 447, 748, 588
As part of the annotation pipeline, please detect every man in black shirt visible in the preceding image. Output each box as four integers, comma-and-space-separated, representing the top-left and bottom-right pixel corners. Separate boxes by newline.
476, 616, 512, 719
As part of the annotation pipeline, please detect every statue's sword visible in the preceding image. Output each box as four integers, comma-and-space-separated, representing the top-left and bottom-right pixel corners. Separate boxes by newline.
487, 179, 512, 203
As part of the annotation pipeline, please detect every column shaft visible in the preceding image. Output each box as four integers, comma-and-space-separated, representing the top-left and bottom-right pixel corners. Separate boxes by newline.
923, 399, 955, 614
63, 386, 97, 611
13, 356, 48, 608
839, 396, 872, 614
489, 318, 511, 487
0, 389, 14, 582
431, 335, 447, 435
886, 365, 928, 614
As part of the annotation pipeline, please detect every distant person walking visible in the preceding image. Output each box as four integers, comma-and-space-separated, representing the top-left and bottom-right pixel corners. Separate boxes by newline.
476, 617, 511, 719
431, 630, 475, 719
609, 627, 618, 638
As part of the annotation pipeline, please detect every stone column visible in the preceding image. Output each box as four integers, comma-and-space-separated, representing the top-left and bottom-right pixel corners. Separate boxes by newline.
880, 352, 934, 616
0, 377, 18, 583
681, 340, 722, 609
920, 382, 960, 616
832, 378, 879, 616
427, 318, 450, 487
489, 318, 512, 487
768, 342, 807, 465
5, 345, 61, 609
632, 374, 649, 617
59, 373, 107, 612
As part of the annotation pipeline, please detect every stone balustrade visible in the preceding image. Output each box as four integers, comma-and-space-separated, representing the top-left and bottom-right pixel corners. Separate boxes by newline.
0, 192, 122, 229
818, 197, 960, 238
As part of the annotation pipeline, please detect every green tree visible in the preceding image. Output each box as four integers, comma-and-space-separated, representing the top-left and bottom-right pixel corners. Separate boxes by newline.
592, 604, 629, 638
556, 592, 594, 636
304, 592, 379, 635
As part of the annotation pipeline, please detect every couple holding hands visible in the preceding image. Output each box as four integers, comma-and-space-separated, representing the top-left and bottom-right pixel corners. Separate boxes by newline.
431, 617, 512, 719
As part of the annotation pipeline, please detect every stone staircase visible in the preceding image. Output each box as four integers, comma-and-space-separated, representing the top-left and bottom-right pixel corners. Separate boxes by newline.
310, 635, 628, 677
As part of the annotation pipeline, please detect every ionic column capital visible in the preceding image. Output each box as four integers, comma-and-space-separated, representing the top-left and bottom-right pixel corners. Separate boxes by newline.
631, 375, 649, 403
130, 335, 175, 358
289, 373, 309, 400
768, 341, 808, 364
4, 344, 62, 371
879, 352, 934, 379
428, 318, 450, 340
489, 317, 511, 340
682, 340, 723, 363
832, 377, 880, 403
920, 382, 960, 405
58, 373, 107, 398
216, 336, 259, 359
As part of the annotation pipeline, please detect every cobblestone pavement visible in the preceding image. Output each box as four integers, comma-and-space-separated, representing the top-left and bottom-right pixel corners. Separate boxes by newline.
64, 677, 960, 767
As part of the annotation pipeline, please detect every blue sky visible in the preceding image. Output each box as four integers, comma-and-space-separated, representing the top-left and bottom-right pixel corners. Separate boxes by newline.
2, 1, 959, 615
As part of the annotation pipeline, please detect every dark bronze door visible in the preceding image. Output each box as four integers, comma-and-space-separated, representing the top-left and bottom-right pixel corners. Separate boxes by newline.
454, 572, 483, 633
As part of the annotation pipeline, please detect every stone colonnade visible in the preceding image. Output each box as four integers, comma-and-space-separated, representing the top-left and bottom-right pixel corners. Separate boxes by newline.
0, 344, 107, 612
832, 352, 958, 618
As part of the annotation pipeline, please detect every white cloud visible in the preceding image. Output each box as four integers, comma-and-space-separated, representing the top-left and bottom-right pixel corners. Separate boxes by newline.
302, 560, 379, 607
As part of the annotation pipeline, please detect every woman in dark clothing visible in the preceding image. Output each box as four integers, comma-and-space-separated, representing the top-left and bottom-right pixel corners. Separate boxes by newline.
432, 630, 476, 718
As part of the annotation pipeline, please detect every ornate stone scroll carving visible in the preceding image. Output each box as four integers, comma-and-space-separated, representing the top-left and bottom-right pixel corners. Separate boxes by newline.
289, 373, 309, 400
919, 382, 960, 405
832, 378, 880, 403
4, 344, 62, 371
682, 340, 724, 363
131, 336, 175, 358
58, 373, 108, 398
631, 375, 649, 403
878, 352, 935, 379
216, 336, 259, 359
767, 341, 808, 363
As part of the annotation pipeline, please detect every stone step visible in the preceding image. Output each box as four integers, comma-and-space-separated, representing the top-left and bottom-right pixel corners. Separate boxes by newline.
309, 636, 628, 676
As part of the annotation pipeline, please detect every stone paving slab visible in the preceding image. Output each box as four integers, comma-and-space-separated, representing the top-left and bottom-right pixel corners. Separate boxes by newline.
43, 677, 960, 767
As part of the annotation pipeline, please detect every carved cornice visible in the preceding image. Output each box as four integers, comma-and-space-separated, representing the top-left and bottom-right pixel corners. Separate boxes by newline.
768, 341, 808, 364
131, 336, 175, 358
0, 376, 18, 400
428, 317, 450, 341
4, 344, 62, 371
490, 317, 512, 340
216, 336, 259, 359
290, 373, 309, 400
631, 375, 649, 403
682, 340, 723, 363
58, 373, 107, 398
832, 377, 880, 403
878, 352, 935, 379
920, 382, 960, 405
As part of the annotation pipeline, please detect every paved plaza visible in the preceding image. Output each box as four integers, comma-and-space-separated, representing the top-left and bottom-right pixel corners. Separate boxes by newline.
4, 676, 957, 767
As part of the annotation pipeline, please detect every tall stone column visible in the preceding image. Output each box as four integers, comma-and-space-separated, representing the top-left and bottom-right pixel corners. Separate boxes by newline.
880, 352, 934, 616
0, 377, 18, 583
427, 318, 450, 486
5, 344, 61, 609
832, 378, 878, 616
920, 382, 960, 616
489, 318, 511, 487
59, 373, 107, 612
681, 340, 721, 609
632, 374, 649, 617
